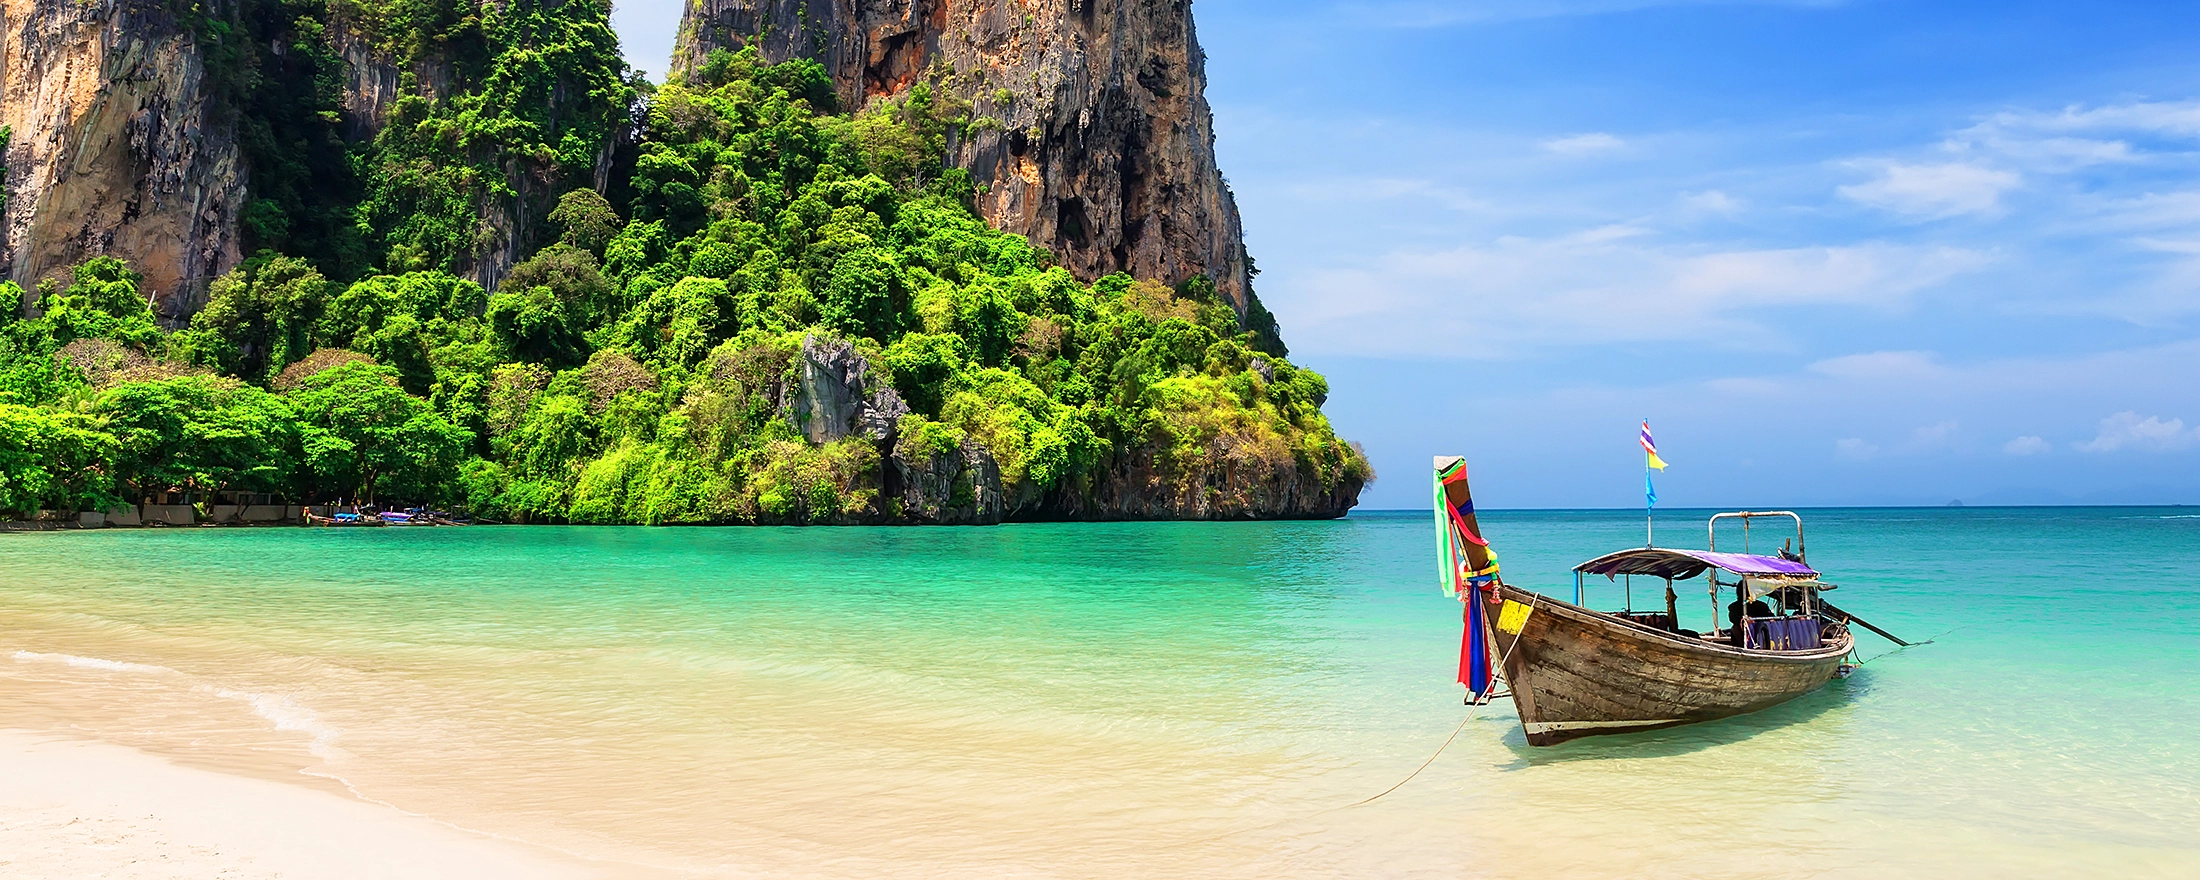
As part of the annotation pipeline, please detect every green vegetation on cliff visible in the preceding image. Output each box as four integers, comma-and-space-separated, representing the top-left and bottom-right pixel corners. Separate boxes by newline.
0, 7, 1366, 523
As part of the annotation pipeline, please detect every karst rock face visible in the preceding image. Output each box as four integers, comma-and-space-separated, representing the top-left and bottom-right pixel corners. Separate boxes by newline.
790, 333, 912, 444
0, 0, 245, 318
672, 0, 1255, 316
327, 14, 576, 295
0, 2, 584, 314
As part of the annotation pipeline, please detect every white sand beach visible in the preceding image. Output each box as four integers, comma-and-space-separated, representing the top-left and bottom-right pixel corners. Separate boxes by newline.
0, 730, 609, 880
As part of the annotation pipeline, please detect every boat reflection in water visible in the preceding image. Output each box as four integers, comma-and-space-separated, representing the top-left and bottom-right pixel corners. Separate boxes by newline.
1435, 456, 1867, 746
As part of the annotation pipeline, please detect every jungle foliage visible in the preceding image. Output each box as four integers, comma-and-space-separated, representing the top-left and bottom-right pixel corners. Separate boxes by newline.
0, 7, 1363, 522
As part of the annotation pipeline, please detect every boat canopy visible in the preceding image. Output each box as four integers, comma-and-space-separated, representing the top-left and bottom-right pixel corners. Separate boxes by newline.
1573, 548, 1818, 580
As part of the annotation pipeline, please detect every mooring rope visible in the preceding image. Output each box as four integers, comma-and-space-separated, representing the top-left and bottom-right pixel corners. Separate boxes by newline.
1347, 591, 1539, 807
1161, 592, 1538, 851
1855, 623, 1961, 666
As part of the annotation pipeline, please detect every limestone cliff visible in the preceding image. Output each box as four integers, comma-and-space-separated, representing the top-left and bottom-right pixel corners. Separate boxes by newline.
324, 16, 569, 295
0, 0, 244, 318
326, 15, 444, 144
672, 0, 1257, 319
0, 0, 602, 315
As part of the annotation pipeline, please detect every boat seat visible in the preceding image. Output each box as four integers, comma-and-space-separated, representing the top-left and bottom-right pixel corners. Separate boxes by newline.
1612, 611, 1673, 632
1745, 617, 1823, 651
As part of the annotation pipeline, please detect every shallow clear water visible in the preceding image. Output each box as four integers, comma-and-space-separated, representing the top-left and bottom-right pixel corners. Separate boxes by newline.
3, 509, 2196, 877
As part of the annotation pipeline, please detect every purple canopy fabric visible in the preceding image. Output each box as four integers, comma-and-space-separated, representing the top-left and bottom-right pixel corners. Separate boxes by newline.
1572, 548, 1819, 580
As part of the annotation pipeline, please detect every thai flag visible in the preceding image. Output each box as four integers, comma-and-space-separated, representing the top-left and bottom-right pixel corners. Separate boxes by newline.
1641, 421, 1668, 471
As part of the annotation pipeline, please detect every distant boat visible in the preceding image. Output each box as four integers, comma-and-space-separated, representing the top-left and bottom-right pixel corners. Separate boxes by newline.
306, 511, 386, 527
1436, 457, 1864, 746
307, 509, 462, 526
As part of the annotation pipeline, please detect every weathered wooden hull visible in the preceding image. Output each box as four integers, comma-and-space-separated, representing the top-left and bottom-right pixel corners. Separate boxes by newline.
1487, 584, 1852, 746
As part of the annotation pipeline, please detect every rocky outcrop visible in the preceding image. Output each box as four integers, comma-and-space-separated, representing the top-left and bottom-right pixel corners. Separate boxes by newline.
461, 169, 555, 295
1039, 444, 1363, 521
0, 0, 244, 318
889, 435, 1004, 524
672, 0, 1255, 315
790, 333, 911, 443
790, 335, 1359, 523
884, 439, 1360, 524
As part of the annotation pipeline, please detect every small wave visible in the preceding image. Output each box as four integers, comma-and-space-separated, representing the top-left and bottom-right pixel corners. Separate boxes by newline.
7, 654, 638, 871
11, 650, 175, 676
215, 688, 345, 759
2162, 515, 2200, 519
11, 649, 344, 760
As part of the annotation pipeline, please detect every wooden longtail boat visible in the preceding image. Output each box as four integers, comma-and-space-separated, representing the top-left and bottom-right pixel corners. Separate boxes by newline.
305, 508, 465, 527
305, 511, 385, 527
1436, 457, 1856, 746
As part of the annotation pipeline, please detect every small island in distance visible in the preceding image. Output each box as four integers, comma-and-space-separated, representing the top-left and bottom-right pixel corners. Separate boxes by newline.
0, 2, 1368, 527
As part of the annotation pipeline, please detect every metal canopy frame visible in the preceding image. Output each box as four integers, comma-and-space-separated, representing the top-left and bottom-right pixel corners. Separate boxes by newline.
1708, 510, 1804, 562
1572, 547, 1819, 580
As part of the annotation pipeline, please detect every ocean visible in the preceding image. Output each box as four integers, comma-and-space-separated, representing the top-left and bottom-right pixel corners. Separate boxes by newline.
3, 508, 2195, 877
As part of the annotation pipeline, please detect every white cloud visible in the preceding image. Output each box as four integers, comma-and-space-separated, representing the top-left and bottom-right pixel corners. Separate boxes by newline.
2075, 412, 2196, 453
1952, 135, 2133, 171
1709, 340, 2200, 411
1941, 119, 2136, 174
1838, 162, 2020, 219
1903, 421, 1960, 452
1679, 190, 1746, 216
1705, 376, 1783, 396
1575, 223, 1650, 243
1973, 101, 2200, 142
1808, 350, 1943, 380
1281, 235, 1990, 357
2004, 436, 2051, 456
1826, 422, 1956, 458
2015, 211, 2200, 323
1681, 340, 2199, 466
1543, 132, 1627, 157
1925, 101, 2200, 177
1357, 338, 2200, 506
2100, 192, 2200, 232
1835, 438, 1879, 460
1279, 176, 1494, 213
1799, 98, 2200, 327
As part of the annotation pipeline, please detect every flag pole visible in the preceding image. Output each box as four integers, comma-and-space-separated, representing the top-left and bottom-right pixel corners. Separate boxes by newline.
1642, 417, 1655, 549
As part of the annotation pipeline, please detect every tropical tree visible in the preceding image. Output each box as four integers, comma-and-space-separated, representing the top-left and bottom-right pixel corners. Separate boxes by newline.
96, 376, 302, 501
320, 271, 488, 393
35, 257, 161, 349
284, 361, 469, 503
174, 256, 333, 383
0, 403, 119, 517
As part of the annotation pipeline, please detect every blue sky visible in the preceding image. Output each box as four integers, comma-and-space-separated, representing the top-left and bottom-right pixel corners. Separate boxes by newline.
612, 1, 2200, 509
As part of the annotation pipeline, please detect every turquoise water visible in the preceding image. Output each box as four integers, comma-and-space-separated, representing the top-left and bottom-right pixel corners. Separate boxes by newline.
2, 508, 2196, 877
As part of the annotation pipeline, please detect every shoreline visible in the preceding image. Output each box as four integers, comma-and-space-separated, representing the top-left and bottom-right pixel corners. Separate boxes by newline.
0, 729, 640, 879
5, 502, 2191, 534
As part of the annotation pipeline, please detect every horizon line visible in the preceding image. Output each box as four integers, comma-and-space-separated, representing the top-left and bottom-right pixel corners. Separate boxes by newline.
1349, 503, 2193, 512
